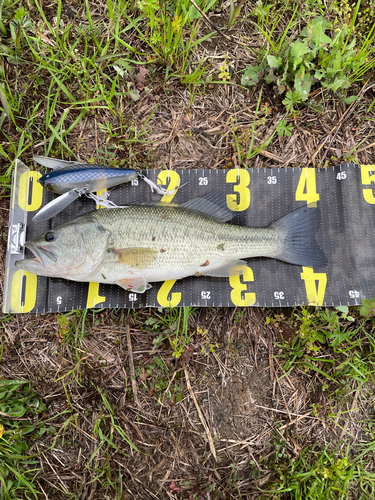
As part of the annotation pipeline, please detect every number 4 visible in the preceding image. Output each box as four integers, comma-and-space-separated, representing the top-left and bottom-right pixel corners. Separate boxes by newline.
300, 267, 327, 306
295, 168, 320, 206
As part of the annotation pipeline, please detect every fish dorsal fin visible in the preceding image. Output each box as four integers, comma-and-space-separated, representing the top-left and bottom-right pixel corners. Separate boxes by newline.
181, 190, 234, 222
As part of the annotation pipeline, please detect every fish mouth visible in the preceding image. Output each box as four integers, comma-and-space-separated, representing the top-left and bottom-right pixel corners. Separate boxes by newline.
24, 242, 57, 267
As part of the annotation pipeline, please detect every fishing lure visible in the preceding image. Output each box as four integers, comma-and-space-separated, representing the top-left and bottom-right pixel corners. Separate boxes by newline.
32, 156, 175, 222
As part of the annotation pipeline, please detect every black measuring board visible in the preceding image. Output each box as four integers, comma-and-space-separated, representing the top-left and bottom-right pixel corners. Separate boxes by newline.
3, 161, 375, 313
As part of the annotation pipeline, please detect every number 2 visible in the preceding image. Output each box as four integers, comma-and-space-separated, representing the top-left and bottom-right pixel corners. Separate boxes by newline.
157, 170, 180, 203
157, 280, 181, 307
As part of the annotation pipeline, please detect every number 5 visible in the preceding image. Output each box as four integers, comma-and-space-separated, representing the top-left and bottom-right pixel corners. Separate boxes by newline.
361, 165, 375, 204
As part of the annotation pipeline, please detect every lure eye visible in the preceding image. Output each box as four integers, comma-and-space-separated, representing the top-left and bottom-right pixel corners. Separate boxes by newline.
45, 231, 56, 242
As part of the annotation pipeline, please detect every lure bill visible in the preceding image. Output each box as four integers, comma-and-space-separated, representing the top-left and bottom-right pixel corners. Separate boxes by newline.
15, 193, 326, 293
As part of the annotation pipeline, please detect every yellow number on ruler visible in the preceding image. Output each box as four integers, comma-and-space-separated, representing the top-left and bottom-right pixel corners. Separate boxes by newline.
96, 189, 107, 209
226, 169, 250, 212
229, 267, 256, 306
300, 267, 327, 306
295, 168, 320, 206
157, 170, 180, 203
361, 165, 375, 204
157, 280, 181, 307
86, 282, 106, 308
18, 171, 43, 212
11, 270, 37, 313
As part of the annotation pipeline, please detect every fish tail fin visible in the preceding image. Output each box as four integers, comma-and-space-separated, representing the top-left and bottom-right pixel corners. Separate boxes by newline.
270, 206, 327, 268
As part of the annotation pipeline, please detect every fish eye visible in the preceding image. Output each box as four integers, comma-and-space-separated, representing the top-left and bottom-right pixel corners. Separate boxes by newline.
45, 231, 56, 242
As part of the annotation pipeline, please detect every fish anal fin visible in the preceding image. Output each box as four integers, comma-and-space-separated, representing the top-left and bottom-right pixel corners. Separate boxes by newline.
115, 277, 152, 293
201, 260, 247, 278
113, 247, 157, 269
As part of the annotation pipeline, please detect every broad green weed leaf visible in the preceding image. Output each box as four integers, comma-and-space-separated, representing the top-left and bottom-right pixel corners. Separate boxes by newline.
188, 0, 204, 20
325, 77, 350, 91
145, 317, 159, 326
113, 59, 133, 73
241, 65, 260, 87
127, 82, 140, 101
267, 55, 282, 69
335, 305, 349, 314
289, 41, 310, 70
265, 68, 277, 84
294, 71, 312, 101
333, 51, 342, 71
0, 83, 10, 119
309, 18, 331, 48
14, 7, 26, 20
343, 95, 358, 104
360, 298, 375, 318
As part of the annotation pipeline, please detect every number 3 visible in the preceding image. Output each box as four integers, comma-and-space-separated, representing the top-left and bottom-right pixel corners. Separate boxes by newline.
226, 169, 250, 212
229, 266, 256, 306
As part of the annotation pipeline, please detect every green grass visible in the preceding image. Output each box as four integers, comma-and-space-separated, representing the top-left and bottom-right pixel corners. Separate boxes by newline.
1, 0, 375, 497
242, 0, 375, 114
272, 306, 375, 401
0, 0, 221, 179
0, 379, 51, 500
263, 440, 375, 499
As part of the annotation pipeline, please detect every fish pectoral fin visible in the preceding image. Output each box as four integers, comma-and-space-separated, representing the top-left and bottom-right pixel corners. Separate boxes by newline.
201, 260, 248, 277
115, 277, 152, 293
113, 247, 158, 269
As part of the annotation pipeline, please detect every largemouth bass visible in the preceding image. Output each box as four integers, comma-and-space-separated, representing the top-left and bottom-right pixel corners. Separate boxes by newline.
15, 193, 326, 293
